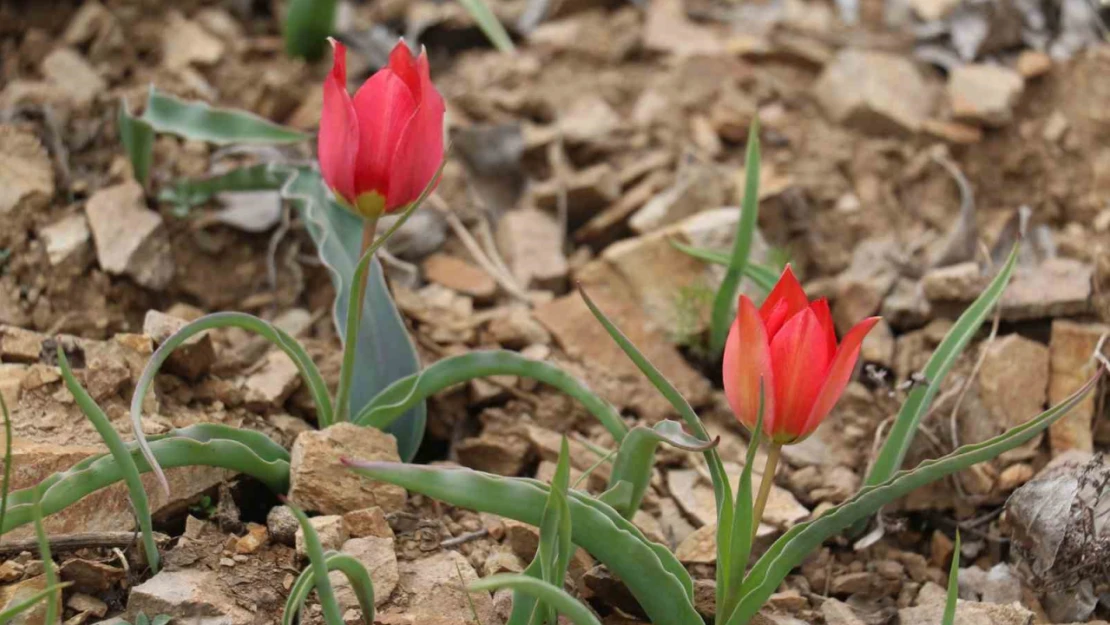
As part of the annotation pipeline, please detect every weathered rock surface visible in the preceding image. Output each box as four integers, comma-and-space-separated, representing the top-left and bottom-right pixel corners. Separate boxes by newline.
422, 253, 498, 302
143, 310, 217, 380
288, 423, 407, 515
387, 550, 501, 625
294, 515, 348, 557
814, 50, 937, 134
128, 569, 254, 625
948, 64, 1025, 127
331, 536, 398, 608
1047, 320, 1107, 454
85, 182, 175, 290
496, 208, 568, 291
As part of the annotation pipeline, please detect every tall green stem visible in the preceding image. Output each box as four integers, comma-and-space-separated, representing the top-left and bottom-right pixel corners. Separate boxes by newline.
751, 443, 781, 540
334, 215, 380, 424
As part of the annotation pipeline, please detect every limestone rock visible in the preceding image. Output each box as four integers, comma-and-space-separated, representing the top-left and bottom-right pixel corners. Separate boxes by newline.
163, 11, 225, 69
456, 433, 533, 476
295, 515, 348, 557
668, 466, 808, 529
288, 423, 407, 515
0, 326, 44, 363
978, 334, 1048, 434
68, 592, 108, 617
628, 165, 730, 234
486, 308, 551, 349
143, 310, 216, 380
822, 598, 866, 625
267, 505, 299, 546
39, 213, 91, 267
921, 261, 986, 301
533, 164, 622, 222
342, 507, 393, 539
85, 182, 175, 290
899, 598, 1033, 625
814, 50, 936, 134
332, 536, 398, 608
1000, 258, 1092, 320
1047, 320, 1107, 454
0, 575, 56, 625
496, 208, 568, 291
41, 47, 105, 109
0, 124, 54, 219
949, 64, 1025, 127
391, 551, 501, 625
241, 349, 301, 410
128, 569, 254, 625
422, 254, 497, 302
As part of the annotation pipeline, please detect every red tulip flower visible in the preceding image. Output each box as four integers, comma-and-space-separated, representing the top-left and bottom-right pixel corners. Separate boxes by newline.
319, 39, 446, 219
723, 266, 879, 445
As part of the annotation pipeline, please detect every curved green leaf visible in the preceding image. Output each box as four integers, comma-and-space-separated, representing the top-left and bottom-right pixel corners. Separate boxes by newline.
725, 371, 1100, 625
1, 424, 289, 535
456, 0, 516, 53
283, 0, 338, 60
285, 168, 425, 460
283, 552, 375, 625
577, 287, 731, 520
719, 401, 763, 621
158, 163, 292, 210
709, 124, 761, 354
142, 87, 307, 145
31, 489, 59, 623
119, 98, 155, 186
471, 575, 602, 625
352, 350, 628, 442
864, 244, 1020, 491
346, 461, 699, 625
128, 311, 329, 493
286, 502, 344, 625
608, 420, 718, 518
668, 241, 778, 292
943, 531, 961, 625
58, 348, 160, 573
536, 438, 574, 624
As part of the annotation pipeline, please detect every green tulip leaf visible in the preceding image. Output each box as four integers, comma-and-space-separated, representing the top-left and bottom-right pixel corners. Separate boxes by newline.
456, 0, 516, 53
943, 531, 961, 625
346, 461, 699, 625
158, 163, 292, 210
284, 552, 375, 625
285, 168, 426, 459
142, 87, 307, 145
607, 420, 718, 518
668, 240, 779, 293
283, 0, 338, 60
471, 575, 603, 625
285, 502, 345, 625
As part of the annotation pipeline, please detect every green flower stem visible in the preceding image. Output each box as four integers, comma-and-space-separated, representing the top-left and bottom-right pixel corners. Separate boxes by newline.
750, 443, 780, 541
335, 212, 380, 424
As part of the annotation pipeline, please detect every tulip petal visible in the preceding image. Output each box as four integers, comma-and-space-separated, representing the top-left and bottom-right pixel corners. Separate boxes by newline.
387, 41, 421, 97
769, 307, 832, 441
318, 40, 359, 205
760, 265, 809, 337
723, 296, 776, 436
385, 49, 446, 210
799, 316, 881, 438
351, 66, 417, 201
809, 298, 837, 363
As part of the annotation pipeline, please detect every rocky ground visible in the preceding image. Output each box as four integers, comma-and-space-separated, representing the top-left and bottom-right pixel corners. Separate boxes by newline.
1, 0, 1110, 623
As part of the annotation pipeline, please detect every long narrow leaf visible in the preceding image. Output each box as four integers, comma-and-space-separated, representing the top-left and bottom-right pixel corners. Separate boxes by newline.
719, 397, 764, 621
283, 552, 375, 625
578, 287, 732, 521
668, 241, 779, 292
58, 348, 160, 573
286, 167, 426, 459
864, 244, 1020, 490
725, 371, 1100, 625
709, 123, 761, 354
354, 350, 628, 441
456, 0, 516, 53
345, 461, 699, 625
158, 163, 292, 210
1, 424, 289, 535
128, 311, 331, 494
943, 531, 961, 625
471, 575, 602, 625
142, 87, 307, 145
283, 0, 338, 60
536, 438, 574, 624
31, 489, 59, 625
286, 501, 345, 625
608, 421, 718, 518
118, 98, 155, 186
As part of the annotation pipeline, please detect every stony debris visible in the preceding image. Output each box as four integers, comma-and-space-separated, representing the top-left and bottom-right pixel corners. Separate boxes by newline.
0, 326, 44, 363
39, 213, 91, 267
1047, 320, 1107, 454
343, 506, 394, 539
900, 595, 1033, 625
162, 11, 225, 69
0, 124, 54, 225
628, 165, 731, 234
266, 505, 300, 546
41, 47, 105, 109
67, 592, 109, 618
241, 349, 302, 410
948, 64, 1025, 127
496, 208, 568, 291
84, 182, 175, 290
143, 310, 217, 380
958, 563, 1022, 604
668, 466, 809, 529
486, 307, 551, 349
0, 575, 54, 625
331, 536, 398, 608
977, 334, 1048, 437
387, 550, 501, 625
288, 423, 407, 515
821, 597, 867, 625
128, 568, 254, 625
422, 253, 498, 302
533, 164, 622, 220
1000, 259, 1093, 320
813, 50, 937, 134
59, 558, 125, 594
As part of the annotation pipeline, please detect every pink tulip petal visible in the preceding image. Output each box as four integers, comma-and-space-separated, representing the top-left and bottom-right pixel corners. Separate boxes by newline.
769, 307, 832, 441
760, 265, 809, 336
385, 49, 445, 210
799, 316, 881, 438
318, 40, 359, 204
723, 296, 777, 436
387, 41, 421, 97
809, 298, 837, 365
351, 67, 417, 201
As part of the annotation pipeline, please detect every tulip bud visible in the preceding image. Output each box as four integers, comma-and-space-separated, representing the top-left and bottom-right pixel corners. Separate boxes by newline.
318, 39, 446, 219
723, 266, 879, 444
